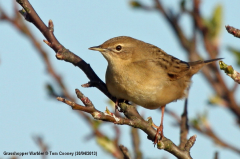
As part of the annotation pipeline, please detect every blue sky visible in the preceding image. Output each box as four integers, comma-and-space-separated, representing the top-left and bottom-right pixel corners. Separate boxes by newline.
0, 0, 240, 159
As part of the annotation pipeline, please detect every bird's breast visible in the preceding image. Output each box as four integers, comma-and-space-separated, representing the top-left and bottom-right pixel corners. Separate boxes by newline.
105, 64, 190, 109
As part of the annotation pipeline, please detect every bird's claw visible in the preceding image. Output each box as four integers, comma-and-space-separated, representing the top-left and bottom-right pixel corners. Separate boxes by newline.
153, 125, 164, 146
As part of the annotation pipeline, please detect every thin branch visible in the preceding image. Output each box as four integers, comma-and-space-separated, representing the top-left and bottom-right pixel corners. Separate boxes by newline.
147, 1, 240, 153
1, 2, 123, 158
219, 61, 240, 84
226, 25, 240, 38
154, 0, 191, 52
153, 1, 240, 122
113, 125, 121, 152
119, 145, 131, 159
32, 136, 48, 159
184, 135, 197, 152
131, 128, 142, 159
214, 152, 219, 159
75, 89, 94, 107
191, 0, 240, 123
16, 0, 114, 102
57, 95, 130, 124
0, 3, 74, 101
179, 99, 189, 150
165, 109, 240, 154
58, 89, 194, 159
152, 0, 240, 126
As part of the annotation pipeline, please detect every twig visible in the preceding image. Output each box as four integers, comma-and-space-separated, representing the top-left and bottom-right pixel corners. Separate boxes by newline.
119, 145, 131, 159
184, 135, 197, 152
191, 0, 240, 124
226, 25, 240, 38
1, 2, 122, 158
16, 0, 114, 102
152, 0, 240, 127
58, 89, 194, 158
214, 152, 219, 159
32, 136, 48, 159
0, 3, 74, 101
57, 92, 130, 124
131, 128, 142, 159
113, 125, 121, 152
165, 109, 240, 154
219, 61, 240, 84
179, 99, 189, 150
154, 0, 190, 51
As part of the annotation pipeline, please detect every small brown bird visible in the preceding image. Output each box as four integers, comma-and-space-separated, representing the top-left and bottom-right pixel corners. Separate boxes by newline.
89, 36, 221, 144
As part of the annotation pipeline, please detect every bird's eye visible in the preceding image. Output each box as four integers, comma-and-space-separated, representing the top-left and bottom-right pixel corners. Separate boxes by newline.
116, 45, 122, 51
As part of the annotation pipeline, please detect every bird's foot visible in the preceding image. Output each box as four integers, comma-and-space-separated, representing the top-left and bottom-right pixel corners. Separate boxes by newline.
115, 99, 126, 112
154, 125, 164, 146
115, 99, 120, 112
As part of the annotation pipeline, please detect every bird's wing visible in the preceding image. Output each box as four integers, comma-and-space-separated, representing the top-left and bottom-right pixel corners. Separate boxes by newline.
161, 55, 190, 80
133, 55, 190, 81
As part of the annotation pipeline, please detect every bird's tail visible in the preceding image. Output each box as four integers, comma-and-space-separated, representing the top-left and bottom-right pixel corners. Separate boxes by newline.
203, 58, 224, 64
188, 58, 223, 75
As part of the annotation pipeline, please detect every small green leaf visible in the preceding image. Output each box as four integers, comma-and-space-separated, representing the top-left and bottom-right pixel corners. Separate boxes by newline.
96, 136, 116, 154
208, 95, 224, 106
219, 61, 234, 74
210, 4, 223, 38
219, 61, 227, 70
92, 120, 102, 129
129, 1, 142, 8
45, 83, 57, 97
204, 4, 223, 39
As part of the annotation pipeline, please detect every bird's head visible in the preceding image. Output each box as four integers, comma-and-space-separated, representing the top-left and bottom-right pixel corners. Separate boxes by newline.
89, 36, 149, 65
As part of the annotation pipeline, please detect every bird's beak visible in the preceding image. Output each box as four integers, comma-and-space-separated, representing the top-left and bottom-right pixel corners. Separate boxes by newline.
88, 46, 105, 52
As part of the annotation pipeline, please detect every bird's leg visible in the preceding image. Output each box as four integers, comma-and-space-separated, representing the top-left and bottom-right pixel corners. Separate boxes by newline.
115, 99, 119, 112
154, 105, 165, 145
115, 99, 126, 112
